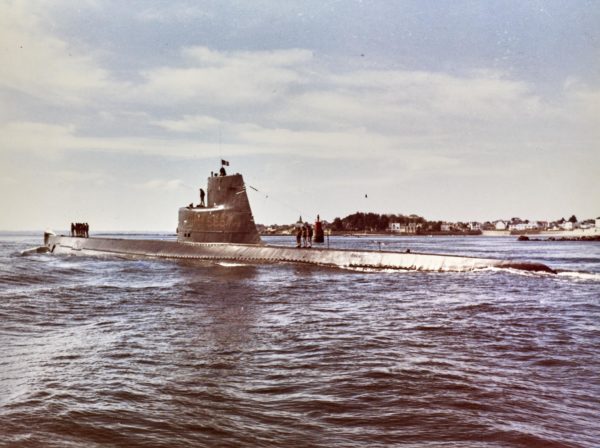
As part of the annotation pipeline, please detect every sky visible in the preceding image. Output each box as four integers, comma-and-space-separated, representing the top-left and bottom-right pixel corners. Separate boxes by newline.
0, 0, 598, 231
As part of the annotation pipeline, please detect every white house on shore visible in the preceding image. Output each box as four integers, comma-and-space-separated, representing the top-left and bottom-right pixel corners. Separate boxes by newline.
389, 222, 401, 232
561, 221, 579, 230
389, 222, 417, 233
509, 222, 540, 231
469, 222, 481, 231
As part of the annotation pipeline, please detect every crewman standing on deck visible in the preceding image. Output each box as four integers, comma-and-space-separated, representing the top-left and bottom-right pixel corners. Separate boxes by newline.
199, 188, 206, 207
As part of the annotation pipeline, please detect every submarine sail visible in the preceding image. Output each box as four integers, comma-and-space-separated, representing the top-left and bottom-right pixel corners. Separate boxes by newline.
177, 174, 261, 245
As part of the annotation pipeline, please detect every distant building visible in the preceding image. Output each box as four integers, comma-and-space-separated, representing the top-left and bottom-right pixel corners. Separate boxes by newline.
469, 222, 481, 231
441, 223, 452, 232
495, 220, 507, 230
510, 222, 539, 231
389, 222, 402, 232
579, 219, 596, 229
561, 221, 579, 230
389, 222, 417, 233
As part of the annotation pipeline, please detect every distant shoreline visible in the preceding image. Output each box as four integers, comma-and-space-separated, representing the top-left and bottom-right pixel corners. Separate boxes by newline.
261, 229, 600, 238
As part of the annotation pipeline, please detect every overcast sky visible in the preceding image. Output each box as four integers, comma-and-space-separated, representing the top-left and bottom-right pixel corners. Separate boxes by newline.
1, 0, 598, 231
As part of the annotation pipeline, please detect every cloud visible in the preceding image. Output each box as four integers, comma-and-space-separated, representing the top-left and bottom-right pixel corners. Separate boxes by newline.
0, 119, 390, 161
2, 28, 598, 180
136, 179, 186, 191
0, 121, 77, 154
153, 115, 222, 132
53, 170, 112, 186
0, 121, 219, 158
133, 46, 312, 106
563, 79, 600, 128
0, 0, 113, 104
281, 69, 550, 136
136, 4, 213, 23
0, 176, 17, 186
235, 124, 393, 159
136, 48, 560, 157
139, 50, 574, 167
182, 46, 313, 67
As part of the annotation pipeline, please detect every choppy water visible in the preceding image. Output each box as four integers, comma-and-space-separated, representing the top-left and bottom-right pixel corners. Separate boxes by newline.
1, 233, 599, 447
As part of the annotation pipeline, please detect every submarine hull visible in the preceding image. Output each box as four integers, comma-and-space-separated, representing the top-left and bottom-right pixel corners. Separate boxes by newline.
44, 235, 555, 273
44, 171, 555, 274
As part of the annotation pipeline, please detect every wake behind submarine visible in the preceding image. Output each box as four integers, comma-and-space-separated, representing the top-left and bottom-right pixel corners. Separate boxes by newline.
43, 167, 555, 274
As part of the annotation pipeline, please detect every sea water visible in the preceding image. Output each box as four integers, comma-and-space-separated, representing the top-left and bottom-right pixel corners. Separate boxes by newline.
1, 233, 599, 447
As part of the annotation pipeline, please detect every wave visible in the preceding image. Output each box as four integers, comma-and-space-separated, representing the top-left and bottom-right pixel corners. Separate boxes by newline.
480, 266, 600, 282
479, 266, 556, 277
19, 247, 49, 256
556, 270, 600, 282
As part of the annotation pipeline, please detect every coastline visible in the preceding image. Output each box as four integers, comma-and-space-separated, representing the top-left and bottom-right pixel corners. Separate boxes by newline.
261, 228, 600, 238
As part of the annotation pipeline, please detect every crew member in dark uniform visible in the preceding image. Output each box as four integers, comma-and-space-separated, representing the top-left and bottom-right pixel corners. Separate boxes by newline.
219, 166, 227, 176
199, 188, 206, 207
296, 227, 302, 248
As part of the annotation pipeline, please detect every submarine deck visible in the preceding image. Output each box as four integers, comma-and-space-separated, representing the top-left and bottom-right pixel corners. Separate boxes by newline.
44, 235, 555, 273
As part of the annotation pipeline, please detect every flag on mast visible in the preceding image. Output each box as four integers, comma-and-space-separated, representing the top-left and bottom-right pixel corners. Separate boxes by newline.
221, 159, 230, 166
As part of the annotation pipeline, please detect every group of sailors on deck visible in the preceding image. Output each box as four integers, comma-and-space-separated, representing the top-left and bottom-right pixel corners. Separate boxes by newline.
296, 223, 313, 248
71, 222, 89, 238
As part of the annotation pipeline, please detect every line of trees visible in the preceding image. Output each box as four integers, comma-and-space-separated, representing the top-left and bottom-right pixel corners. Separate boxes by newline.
330, 212, 429, 232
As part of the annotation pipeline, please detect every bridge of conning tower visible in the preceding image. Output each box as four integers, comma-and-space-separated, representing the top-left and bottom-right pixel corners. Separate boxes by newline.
177, 173, 262, 244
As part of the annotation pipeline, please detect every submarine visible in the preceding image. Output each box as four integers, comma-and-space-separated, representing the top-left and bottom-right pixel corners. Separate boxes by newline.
43, 168, 555, 274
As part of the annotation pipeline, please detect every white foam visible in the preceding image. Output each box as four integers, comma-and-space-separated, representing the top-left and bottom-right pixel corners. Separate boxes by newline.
556, 271, 600, 282
469, 266, 558, 278
480, 266, 600, 282
216, 261, 249, 267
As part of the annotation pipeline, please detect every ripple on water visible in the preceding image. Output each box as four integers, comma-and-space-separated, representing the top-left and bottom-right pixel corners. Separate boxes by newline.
0, 235, 599, 447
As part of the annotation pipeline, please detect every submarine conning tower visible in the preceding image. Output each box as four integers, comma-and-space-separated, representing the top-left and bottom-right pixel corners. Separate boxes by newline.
177, 173, 262, 245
